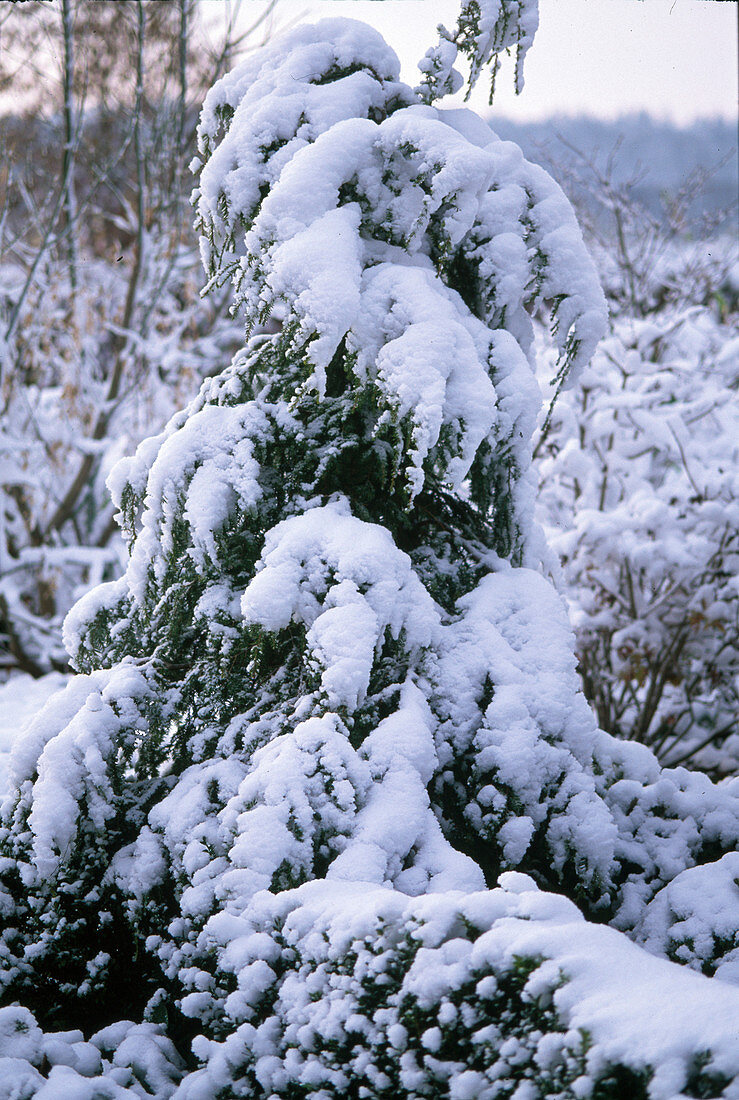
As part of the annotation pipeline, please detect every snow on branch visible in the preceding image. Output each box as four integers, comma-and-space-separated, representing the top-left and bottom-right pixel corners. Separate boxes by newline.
193, 15, 604, 511
416, 0, 540, 105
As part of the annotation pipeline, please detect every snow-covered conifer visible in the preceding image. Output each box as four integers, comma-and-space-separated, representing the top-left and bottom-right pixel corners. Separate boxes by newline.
1, 4, 738, 1095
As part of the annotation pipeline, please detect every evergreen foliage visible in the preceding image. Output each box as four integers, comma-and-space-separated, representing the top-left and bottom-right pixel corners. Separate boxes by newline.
0, 3, 737, 1096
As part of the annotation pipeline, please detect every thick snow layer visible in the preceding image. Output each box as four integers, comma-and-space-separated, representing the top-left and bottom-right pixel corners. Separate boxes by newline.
127, 400, 263, 599
195, 19, 410, 285
0, 673, 68, 794
462, 136, 607, 388
237, 502, 483, 897
3, 878, 739, 1097
0, 1007, 183, 1097
635, 852, 739, 984
241, 499, 439, 666
474, 881, 739, 1100
5, 664, 156, 881
350, 260, 499, 495
194, 13, 605, 503
436, 569, 618, 893
176, 875, 739, 1099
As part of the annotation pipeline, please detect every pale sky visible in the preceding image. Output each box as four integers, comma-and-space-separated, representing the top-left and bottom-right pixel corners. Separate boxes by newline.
223, 0, 739, 124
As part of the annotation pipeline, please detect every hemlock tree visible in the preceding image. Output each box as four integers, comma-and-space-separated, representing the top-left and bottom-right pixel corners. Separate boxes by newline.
1, 4, 738, 1097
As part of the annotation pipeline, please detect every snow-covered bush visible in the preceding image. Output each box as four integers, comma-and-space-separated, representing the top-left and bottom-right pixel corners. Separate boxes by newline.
0, 1005, 183, 1098
536, 235, 739, 774
523, 126, 738, 321
0, 253, 239, 678
0, 1, 244, 681
1, 4, 738, 1096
